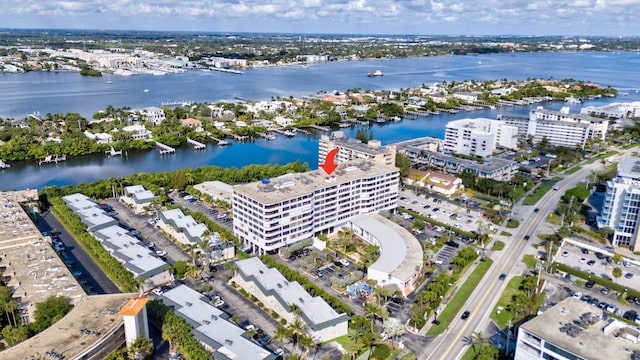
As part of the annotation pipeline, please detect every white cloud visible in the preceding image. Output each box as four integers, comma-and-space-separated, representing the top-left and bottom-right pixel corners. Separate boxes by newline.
0, 0, 640, 35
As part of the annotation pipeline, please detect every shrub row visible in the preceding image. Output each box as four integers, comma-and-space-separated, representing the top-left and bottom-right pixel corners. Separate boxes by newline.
260, 255, 354, 316
554, 263, 640, 299
49, 197, 138, 292
402, 208, 475, 239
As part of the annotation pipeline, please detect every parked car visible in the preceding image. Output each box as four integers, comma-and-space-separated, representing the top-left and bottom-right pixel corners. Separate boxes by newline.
156, 250, 167, 257
585, 280, 595, 288
339, 259, 350, 267
600, 287, 610, 295
625, 273, 634, 279
391, 297, 405, 305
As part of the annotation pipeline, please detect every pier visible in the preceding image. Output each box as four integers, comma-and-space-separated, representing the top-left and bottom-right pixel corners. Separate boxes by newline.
307, 125, 330, 132
270, 128, 295, 137
229, 134, 250, 142
211, 137, 230, 146
256, 132, 276, 140
160, 100, 193, 107
155, 142, 176, 155
39, 155, 66, 165
405, 110, 431, 118
186, 137, 207, 150
293, 128, 310, 135
106, 147, 123, 157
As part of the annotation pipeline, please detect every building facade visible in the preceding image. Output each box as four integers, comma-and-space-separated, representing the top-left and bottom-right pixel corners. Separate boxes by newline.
319, 131, 396, 167
444, 118, 518, 157
528, 107, 608, 147
233, 257, 349, 342
597, 156, 640, 252
232, 160, 399, 254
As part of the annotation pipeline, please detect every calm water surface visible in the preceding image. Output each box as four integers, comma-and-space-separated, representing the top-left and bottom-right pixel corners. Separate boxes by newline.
1, 51, 639, 190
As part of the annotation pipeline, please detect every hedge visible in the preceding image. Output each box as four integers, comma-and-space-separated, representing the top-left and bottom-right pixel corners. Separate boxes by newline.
260, 255, 354, 316
49, 197, 138, 292
554, 263, 640, 298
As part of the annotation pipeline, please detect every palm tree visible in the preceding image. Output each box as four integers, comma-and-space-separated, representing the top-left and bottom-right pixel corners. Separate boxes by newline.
298, 335, 314, 359
184, 243, 199, 266
185, 264, 200, 279
274, 325, 291, 353
467, 331, 489, 356
287, 318, 307, 355
364, 303, 378, 332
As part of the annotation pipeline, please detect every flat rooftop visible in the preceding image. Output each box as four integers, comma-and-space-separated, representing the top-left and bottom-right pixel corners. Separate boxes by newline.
617, 157, 640, 179
235, 257, 349, 330
520, 298, 640, 360
233, 160, 399, 205
160, 285, 275, 360
349, 214, 423, 282
425, 150, 517, 171
124, 185, 157, 203
94, 225, 169, 279
1, 293, 135, 360
532, 107, 608, 123
0, 191, 86, 322
326, 135, 391, 156
194, 181, 233, 202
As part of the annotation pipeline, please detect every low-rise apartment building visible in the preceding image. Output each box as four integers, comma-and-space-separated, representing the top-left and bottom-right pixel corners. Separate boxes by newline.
232, 160, 399, 254
444, 118, 518, 157
233, 257, 349, 342
121, 185, 158, 214
158, 208, 209, 245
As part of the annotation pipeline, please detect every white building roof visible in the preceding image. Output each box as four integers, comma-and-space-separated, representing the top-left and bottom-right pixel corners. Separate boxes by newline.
93, 225, 168, 279
62, 193, 102, 212
349, 213, 423, 282
161, 208, 208, 243
75, 208, 118, 232
160, 285, 274, 360
617, 157, 640, 180
194, 181, 233, 202
235, 257, 349, 331
124, 185, 158, 204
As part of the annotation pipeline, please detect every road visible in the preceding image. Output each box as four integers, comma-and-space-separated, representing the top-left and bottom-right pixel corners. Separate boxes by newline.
425, 157, 611, 359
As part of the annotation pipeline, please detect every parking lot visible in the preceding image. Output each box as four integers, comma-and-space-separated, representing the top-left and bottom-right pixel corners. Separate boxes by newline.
398, 192, 486, 234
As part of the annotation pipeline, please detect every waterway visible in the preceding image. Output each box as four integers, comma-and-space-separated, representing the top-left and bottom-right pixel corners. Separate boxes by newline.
1, 51, 640, 190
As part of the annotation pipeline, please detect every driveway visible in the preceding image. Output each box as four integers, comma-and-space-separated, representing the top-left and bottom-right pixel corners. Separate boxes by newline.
38, 210, 120, 294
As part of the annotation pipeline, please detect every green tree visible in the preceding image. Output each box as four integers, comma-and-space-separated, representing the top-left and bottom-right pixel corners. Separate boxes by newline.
274, 325, 291, 352
30, 296, 72, 333
612, 267, 623, 283
395, 152, 411, 178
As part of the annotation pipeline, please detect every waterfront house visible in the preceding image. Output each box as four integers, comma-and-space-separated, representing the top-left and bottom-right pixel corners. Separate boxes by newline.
273, 116, 293, 127
122, 124, 153, 140
452, 91, 481, 102
140, 107, 166, 126
181, 118, 202, 128
84, 130, 113, 144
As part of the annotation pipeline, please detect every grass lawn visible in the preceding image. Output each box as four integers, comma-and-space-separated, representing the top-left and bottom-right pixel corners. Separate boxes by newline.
505, 219, 519, 228
597, 150, 619, 160
333, 333, 355, 352
522, 254, 537, 268
426, 258, 493, 335
565, 166, 582, 175
522, 183, 552, 206
492, 240, 505, 251
551, 176, 564, 181
499, 231, 512, 237
461, 346, 476, 360
490, 276, 524, 330
622, 142, 640, 150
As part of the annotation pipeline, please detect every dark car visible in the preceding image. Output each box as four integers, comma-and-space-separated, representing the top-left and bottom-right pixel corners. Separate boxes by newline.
587, 260, 596, 266
533, 208, 540, 213
391, 297, 405, 305
595, 252, 604, 260
523, 235, 530, 240
581, 248, 589, 255
446, 241, 460, 248
461, 310, 470, 320
499, 274, 507, 281
623, 310, 638, 321
585, 280, 595, 288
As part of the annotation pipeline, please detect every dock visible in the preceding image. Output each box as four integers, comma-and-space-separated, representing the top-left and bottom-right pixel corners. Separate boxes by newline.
270, 128, 295, 137
106, 147, 123, 157
155, 142, 176, 155
39, 155, 66, 165
229, 134, 250, 142
256, 132, 276, 140
405, 110, 431, 117
186, 137, 207, 150
307, 124, 330, 132
211, 137, 230, 146
160, 100, 193, 107
293, 128, 310, 135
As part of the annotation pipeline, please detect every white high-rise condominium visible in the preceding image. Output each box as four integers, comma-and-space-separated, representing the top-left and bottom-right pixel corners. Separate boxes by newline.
232, 160, 399, 255
597, 156, 640, 252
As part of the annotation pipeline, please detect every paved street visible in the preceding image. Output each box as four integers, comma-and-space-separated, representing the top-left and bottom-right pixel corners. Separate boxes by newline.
38, 210, 120, 294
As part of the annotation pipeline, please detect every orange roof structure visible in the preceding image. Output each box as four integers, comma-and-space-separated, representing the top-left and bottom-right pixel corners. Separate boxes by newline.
118, 297, 150, 316
181, 118, 202, 126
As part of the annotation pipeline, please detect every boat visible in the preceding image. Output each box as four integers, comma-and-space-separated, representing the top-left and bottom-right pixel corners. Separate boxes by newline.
0, 160, 10, 169
106, 74, 112, 84
368, 70, 383, 77
564, 97, 582, 104
284, 130, 295, 137
143, 89, 150, 93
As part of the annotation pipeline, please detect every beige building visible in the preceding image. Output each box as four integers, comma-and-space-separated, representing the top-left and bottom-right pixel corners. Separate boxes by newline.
319, 131, 396, 167
405, 169, 464, 197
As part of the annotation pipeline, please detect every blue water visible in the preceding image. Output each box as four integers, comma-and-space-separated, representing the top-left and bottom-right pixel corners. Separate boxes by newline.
1, 51, 639, 190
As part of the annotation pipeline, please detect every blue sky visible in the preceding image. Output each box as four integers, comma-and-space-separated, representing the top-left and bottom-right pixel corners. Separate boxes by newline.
0, 0, 639, 36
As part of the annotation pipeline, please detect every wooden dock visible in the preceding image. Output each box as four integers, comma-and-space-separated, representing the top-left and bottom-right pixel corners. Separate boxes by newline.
293, 128, 310, 134
211, 137, 230, 146
155, 142, 176, 155
405, 110, 431, 117
307, 124, 330, 132
270, 128, 295, 137
229, 134, 250, 142
187, 137, 206, 150
256, 132, 276, 140
39, 155, 66, 165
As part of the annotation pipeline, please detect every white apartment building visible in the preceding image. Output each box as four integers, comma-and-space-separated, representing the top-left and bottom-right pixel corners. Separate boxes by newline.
581, 101, 640, 119
318, 131, 396, 166
318, 131, 396, 167
444, 118, 519, 158
515, 298, 640, 360
528, 107, 608, 147
597, 156, 640, 252
232, 160, 399, 254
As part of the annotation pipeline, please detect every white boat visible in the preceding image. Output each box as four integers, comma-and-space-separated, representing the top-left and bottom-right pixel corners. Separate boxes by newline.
0, 160, 10, 169
143, 89, 150, 93
368, 70, 383, 77
564, 97, 581, 104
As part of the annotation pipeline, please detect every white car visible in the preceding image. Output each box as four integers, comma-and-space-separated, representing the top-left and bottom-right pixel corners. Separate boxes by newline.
562, 251, 569, 257
156, 250, 167, 257
273, 348, 284, 356
152, 288, 163, 296
214, 300, 225, 307
572, 291, 582, 299
579, 257, 587, 263
339, 259, 350, 267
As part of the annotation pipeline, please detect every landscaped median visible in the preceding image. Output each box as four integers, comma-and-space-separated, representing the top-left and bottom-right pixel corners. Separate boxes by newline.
426, 257, 493, 335
522, 182, 552, 206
